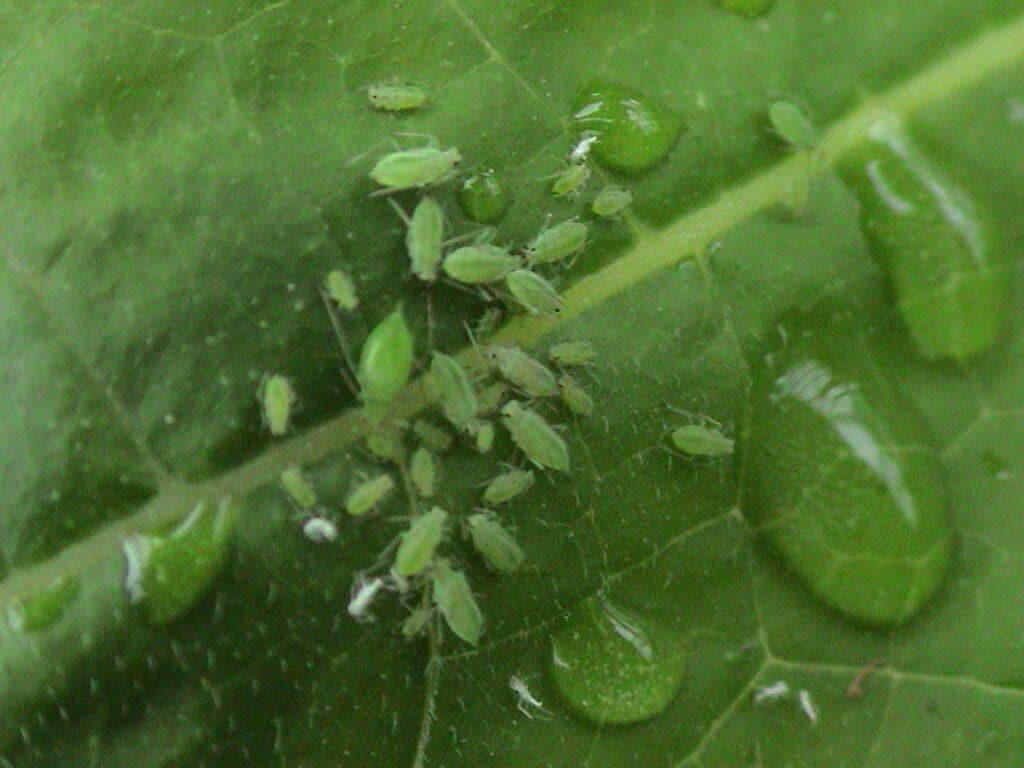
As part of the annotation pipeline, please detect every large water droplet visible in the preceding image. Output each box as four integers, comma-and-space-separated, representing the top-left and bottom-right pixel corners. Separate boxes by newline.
571, 82, 682, 175
122, 498, 236, 625
712, 0, 776, 18
838, 116, 1008, 362
459, 169, 508, 223
6, 576, 80, 633
549, 594, 686, 724
744, 301, 953, 625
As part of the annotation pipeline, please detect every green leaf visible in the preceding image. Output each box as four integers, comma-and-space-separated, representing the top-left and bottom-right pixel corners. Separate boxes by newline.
2, 2, 1023, 766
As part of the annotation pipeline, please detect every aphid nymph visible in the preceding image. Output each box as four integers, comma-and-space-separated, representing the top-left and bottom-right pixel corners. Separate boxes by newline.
500, 400, 570, 473
260, 374, 296, 437
367, 82, 427, 112
345, 473, 395, 516
369, 145, 461, 193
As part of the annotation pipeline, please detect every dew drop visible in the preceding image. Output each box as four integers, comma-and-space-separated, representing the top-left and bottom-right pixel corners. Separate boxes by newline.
6, 576, 80, 633
459, 169, 508, 223
712, 0, 776, 18
549, 594, 686, 724
571, 82, 682, 174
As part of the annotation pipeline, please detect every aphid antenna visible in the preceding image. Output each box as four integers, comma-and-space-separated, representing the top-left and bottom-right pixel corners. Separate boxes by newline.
318, 286, 359, 396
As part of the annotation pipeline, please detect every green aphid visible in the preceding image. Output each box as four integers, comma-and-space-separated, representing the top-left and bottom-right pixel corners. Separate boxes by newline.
475, 381, 509, 416
485, 345, 558, 398
369, 145, 461, 193
558, 374, 594, 416
591, 184, 633, 218
525, 219, 589, 265
548, 340, 598, 367
406, 196, 444, 282
413, 420, 454, 453
431, 558, 483, 645
500, 400, 571, 473
410, 446, 436, 498
345, 474, 395, 516
482, 468, 535, 506
459, 169, 508, 223
551, 162, 591, 198
358, 305, 414, 405
401, 607, 433, 639
466, 513, 525, 573
670, 424, 735, 457
6, 576, 80, 633
260, 374, 296, 437
443, 244, 521, 284
506, 269, 565, 316
470, 420, 495, 453
367, 82, 428, 112
324, 269, 359, 311
280, 465, 318, 510
365, 428, 405, 462
394, 506, 447, 577
429, 352, 478, 430
768, 100, 819, 151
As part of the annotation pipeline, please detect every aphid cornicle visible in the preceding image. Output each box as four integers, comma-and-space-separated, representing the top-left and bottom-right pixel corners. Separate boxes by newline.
357, 305, 414, 406
670, 423, 735, 457
591, 184, 633, 218
324, 270, 359, 311
466, 513, 525, 572
428, 352, 478, 430
442, 244, 521, 284
369, 145, 461, 193
367, 82, 427, 112
280, 465, 318, 510
551, 163, 591, 198
345, 474, 395, 516
525, 219, 589, 265
431, 559, 483, 645
506, 269, 564, 316
410, 446, 436, 498
405, 196, 444, 282
500, 400, 570, 473
548, 340, 598, 367
394, 507, 447, 577
260, 374, 296, 436
485, 346, 558, 398
482, 469, 535, 506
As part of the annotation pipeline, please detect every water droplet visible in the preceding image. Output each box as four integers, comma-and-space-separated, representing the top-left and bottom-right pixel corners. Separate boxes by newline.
712, 0, 776, 18
6, 576, 80, 633
549, 595, 686, 724
571, 82, 682, 175
122, 498, 236, 625
459, 169, 508, 223
744, 302, 953, 625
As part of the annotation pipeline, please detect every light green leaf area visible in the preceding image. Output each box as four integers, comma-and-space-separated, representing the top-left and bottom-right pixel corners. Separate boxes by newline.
1, 2, 1023, 766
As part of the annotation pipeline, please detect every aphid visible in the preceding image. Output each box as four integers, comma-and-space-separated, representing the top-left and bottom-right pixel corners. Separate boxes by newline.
302, 516, 339, 543
524, 219, 589, 265
260, 374, 296, 436
752, 680, 791, 704
428, 352, 478, 430
591, 184, 633, 218
569, 131, 599, 164
797, 689, 818, 726
468, 420, 495, 453
405, 196, 444, 282
367, 82, 428, 112
467, 513, 525, 572
768, 100, 819, 151
394, 506, 447, 577
548, 341, 598, 368
279, 465, 317, 510
482, 469, 535, 506
410, 446, 436, 498
551, 162, 591, 198
485, 346, 558, 398
475, 381, 509, 416
324, 269, 359, 311
413, 420, 454, 453
345, 474, 395, 516
431, 559, 483, 645
670, 423, 735, 457
357, 305, 414, 405
509, 675, 547, 718
442, 244, 521, 284
369, 145, 461, 193
347, 575, 386, 622
500, 400, 570, 473
401, 607, 433, 639
365, 428, 405, 462
506, 269, 564, 316
558, 374, 594, 416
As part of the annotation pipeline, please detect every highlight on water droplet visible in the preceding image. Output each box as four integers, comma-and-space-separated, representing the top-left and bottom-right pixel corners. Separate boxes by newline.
571, 81, 682, 174
549, 594, 686, 724
459, 169, 508, 223
712, 0, 777, 18
122, 498, 237, 625
6, 576, 80, 633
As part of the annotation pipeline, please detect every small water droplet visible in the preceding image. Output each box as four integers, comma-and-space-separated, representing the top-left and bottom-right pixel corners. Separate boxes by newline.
712, 0, 776, 18
459, 169, 508, 223
549, 594, 686, 724
571, 82, 682, 175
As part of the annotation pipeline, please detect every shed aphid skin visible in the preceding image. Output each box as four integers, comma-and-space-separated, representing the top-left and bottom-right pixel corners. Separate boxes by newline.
401, 196, 444, 282
670, 423, 735, 457
548, 340, 598, 368
768, 100, 819, 151
569, 131, 600, 164
431, 559, 483, 645
467, 513, 525, 572
413, 420, 454, 453
482, 468, 535, 506
506, 269, 564, 316
442, 244, 521, 285
428, 352, 478, 430
394, 507, 447, 577
280, 465, 318, 511
558, 374, 594, 416
410, 446, 436, 498
357, 305, 414, 406
525, 219, 589, 265
369, 145, 461, 193
345, 474, 395, 516
500, 400, 571, 473
475, 381, 509, 417
485, 345, 558, 398
591, 184, 634, 218
509, 675, 549, 719
302, 516, 339, 543
551, 162, 591, 198
347, 575, 386, 623
324, 269, 359, 311
260, 374, 296, 437
471, 420, 495, 453
367, 82, 427, 112
752, 680, 791, 704
797, 689, 818, 726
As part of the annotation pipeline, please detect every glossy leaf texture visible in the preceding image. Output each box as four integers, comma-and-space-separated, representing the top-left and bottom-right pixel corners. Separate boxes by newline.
1, 2, 1023, 766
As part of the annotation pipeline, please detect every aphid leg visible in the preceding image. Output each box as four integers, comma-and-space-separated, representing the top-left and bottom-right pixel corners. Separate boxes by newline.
386, 197, 413, 226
